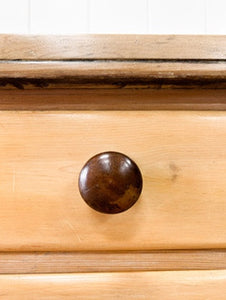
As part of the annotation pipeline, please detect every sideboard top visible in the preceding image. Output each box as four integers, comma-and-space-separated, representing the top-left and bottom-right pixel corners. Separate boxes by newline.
0, 34, 226, 90
1, 34, 226, 60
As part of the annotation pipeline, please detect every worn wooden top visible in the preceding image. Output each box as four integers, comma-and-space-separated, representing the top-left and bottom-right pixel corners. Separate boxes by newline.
0, 34, 226, 89
1, 35, 226, 60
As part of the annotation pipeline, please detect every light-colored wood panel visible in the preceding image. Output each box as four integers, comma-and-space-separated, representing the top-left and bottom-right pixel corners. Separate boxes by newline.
0, 89, 226, 110
1, 250, 226, 274
3, 61, 226, 78
1, 35, 226, 60
1, 270, 226, 299
0, 61, 225, 89
0, 35, 225, 90
0, 111, 226, 251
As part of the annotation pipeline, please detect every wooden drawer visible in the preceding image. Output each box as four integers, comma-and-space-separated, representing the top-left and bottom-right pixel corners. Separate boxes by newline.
1, 270, 226, 299
0, 110, 226, 251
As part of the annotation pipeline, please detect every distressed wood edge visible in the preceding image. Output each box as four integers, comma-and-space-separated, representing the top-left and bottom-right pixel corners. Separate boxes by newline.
0, 61, 226, 89
0, 35, 226, 89
1, 249, 226, 274
1, 34, 226, 60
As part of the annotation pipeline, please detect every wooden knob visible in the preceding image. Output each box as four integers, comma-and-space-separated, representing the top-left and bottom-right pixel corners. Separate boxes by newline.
78, 152, 143, 214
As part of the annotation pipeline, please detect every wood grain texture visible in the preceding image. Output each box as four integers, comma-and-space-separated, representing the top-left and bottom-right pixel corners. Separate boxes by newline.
0, 111, 226, 251
0, 61, 226, 89
1, 270, 226, 299
0, 35, 225, 89
0, 89, 226, 110
1, 250, 226, 274
1, 35, 226, 60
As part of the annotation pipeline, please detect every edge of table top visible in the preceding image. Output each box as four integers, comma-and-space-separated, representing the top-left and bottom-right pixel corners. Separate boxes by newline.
0, 35, 226, 90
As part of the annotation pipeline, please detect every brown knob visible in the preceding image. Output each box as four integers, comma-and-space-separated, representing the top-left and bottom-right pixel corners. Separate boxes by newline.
78, 151, 143, 214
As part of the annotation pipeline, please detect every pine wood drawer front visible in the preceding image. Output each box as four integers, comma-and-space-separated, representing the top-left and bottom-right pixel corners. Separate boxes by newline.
0, 111, 226, 251
1, 270, 226, 299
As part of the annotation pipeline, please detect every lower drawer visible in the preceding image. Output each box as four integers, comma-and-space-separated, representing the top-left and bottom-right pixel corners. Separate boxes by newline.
0, 111, 226, 251
1, 270, 226, 299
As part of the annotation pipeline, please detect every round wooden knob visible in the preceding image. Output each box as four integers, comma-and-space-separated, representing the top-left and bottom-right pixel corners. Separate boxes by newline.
78, 152, 143, 214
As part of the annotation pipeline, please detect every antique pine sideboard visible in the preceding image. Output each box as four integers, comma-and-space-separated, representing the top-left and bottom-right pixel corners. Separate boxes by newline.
0, 35, 226, 299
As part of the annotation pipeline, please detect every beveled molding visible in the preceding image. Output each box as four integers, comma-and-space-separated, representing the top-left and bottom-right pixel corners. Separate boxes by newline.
0, 34, 226, 90
0, 250, 226, 274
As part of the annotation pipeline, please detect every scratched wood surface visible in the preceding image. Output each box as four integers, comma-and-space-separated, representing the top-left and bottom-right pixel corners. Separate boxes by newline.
0, 35, 225, 89
1, 270, 226, 299
0, 111, 226, 251
1, 35, 226, 60
0, 61, 226, 89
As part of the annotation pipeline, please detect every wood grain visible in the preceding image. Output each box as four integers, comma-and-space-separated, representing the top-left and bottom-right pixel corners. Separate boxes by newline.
0, 111, 226, 251
0, 89, 226, 110
1, 250, 226, 274
0, 61, 226, 89
1, 35, 226, 60
1, 270, 226, 299
0, 35, 225, 89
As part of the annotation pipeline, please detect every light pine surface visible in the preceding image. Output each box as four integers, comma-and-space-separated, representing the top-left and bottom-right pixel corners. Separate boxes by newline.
1, 270, 226, 299
0, 250, 226, 274
2, 61, 226, 78
0, 111, 226, 251
0, 35, 225, 90
1, 35, 226, 60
